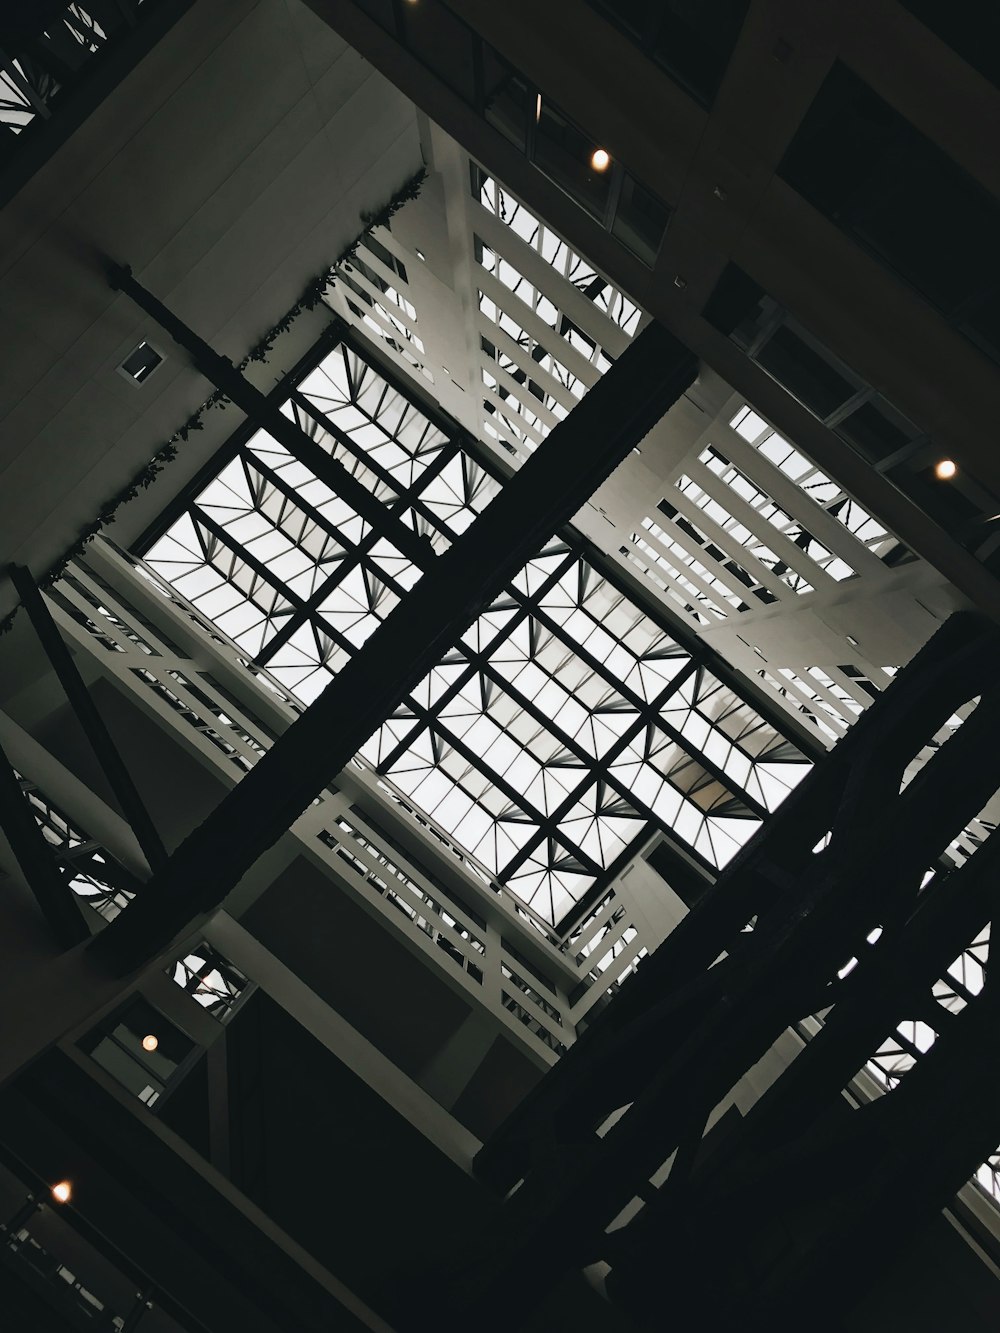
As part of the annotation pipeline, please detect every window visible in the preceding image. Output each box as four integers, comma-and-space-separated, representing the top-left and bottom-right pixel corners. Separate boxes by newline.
472, 169, 642, 459
169, 942, 250, 1022
118, 340, 163, 386
370, 0, 672, 263
705, 264, 1000, 564
79, 997, 195, 1108
534, 100, 614, 220
143, 326, 810, 929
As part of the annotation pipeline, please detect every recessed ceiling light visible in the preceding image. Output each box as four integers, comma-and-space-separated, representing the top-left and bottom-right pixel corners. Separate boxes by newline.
51, 1181, 72, 1205
535, 94, 543, 123
590, 148, 611, 172
846, 635, 859, 647
415, 248, 426, 262
934, 458, 957, 480
118, 340, 163, 386
142, 1034, 159, 1052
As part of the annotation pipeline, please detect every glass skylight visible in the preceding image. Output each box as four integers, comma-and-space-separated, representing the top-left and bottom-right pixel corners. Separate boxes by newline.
144, 330, 810, 928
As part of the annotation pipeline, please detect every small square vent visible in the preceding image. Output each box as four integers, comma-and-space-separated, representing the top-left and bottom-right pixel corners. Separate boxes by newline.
118, 340, 164, 385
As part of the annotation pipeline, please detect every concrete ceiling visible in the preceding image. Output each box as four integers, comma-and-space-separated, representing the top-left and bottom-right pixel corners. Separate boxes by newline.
0, 0, 423, 619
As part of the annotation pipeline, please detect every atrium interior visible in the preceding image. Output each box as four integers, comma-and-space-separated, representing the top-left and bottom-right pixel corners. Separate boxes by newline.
0, 2, 999, 1330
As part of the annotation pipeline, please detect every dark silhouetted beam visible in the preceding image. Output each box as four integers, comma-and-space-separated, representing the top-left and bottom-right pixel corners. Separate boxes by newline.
107, 263, 435, 574
0, 741, 88, 948
9, 564, 167, 873
89, 316, 697, 974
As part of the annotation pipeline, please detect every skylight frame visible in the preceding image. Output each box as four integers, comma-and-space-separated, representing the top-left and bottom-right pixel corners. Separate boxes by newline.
142, 323, 811, 930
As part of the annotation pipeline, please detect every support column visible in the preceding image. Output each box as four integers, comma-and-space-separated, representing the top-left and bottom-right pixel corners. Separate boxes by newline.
8, 563, 166, 873
0, 736, 88, 948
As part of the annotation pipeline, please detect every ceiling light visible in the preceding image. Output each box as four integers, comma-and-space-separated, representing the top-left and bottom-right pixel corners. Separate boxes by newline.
934, 459, 957, 480
535, 93, 542, 123
590, 148, 611, 172
142, 1034, 159, 1052
118, 340, 163, 386
51, 1181, 72, 1205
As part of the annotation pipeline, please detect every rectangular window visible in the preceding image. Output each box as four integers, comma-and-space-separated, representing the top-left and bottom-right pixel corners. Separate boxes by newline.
80, 997, 195, 1109
704, 263, 1000, 562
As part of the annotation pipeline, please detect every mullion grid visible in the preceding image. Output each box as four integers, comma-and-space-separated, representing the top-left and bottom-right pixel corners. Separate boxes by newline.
478, 600, 769, 823
144, 326, 810, 928
289, 392, 479, 544
183, 506, 301, 656
489, 671, 697, 889
155, 467, 382, 697
147, 338, 492, 701
361, 545, 620, 921
295, 337, 502, 540
370, 543, 580, 774
474, 171, 641, 338
731, 407, 896, 564
403, 696, 606, 875
494, 579, 787, 817
186, 499, 376, 688
243, 441, 417, 671
367, 544, 793, 923
385, 641, 642, 890
252, 385, 500, 694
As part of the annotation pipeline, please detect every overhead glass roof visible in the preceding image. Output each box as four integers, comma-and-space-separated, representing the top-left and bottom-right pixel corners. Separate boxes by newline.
144, 329, 810, 928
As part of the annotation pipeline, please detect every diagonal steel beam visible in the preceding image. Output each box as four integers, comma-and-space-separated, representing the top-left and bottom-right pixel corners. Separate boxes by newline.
0, 741, 89, 948
107, 262, 436, 574
9, 564, 167, 873
89, 318, 697, 975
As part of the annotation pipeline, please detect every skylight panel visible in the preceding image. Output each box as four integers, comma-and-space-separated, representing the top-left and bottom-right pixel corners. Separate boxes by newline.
146, 330, 809, 929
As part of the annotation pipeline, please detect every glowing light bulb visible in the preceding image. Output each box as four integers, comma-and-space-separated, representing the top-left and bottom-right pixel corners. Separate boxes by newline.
934, 458, 957, 480
141, 1034, 159, 1052
51, 1181, 72, 1205
590, 148, 611, 172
